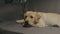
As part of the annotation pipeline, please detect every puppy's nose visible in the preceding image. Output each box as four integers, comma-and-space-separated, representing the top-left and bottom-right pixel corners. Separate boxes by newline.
25, 21, 28, 24
23, 21, 32, 27
24, 21, 29, 26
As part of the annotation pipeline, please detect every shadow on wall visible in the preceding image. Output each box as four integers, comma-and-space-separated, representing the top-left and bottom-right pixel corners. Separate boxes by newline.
5, 0, 13, 4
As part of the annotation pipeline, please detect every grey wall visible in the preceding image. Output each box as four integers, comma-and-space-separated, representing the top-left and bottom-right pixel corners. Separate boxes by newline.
28, 0, 60, 13
0, 0, 17, 21
1, 0, 60, 21
0, 0, 27, 21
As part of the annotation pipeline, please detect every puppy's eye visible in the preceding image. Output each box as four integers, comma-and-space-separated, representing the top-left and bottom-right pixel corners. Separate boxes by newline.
30, 16, 33, 18
25, 16, 27, 18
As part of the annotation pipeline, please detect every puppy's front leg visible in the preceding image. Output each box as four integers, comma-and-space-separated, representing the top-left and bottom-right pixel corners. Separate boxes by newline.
16, 19, 24, 24
36, 19, 47, 28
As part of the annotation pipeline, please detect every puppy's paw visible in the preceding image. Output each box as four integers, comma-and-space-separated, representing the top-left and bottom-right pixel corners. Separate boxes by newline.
16, 19, 24, 24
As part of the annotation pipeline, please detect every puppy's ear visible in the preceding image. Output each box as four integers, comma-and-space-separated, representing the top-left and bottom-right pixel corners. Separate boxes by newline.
34, 12, 41, 24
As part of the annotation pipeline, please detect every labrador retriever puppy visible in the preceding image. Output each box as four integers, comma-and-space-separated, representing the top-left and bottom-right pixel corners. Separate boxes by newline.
16, 11, 60, 27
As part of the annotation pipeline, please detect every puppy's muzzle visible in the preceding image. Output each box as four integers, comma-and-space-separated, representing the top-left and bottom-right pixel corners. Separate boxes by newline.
23, 21, 32, 27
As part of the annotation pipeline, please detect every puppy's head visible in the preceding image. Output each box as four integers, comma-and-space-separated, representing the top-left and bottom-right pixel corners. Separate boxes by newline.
23, 11, 41, 27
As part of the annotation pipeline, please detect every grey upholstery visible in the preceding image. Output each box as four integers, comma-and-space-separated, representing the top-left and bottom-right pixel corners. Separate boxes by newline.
0, 0, 60, 34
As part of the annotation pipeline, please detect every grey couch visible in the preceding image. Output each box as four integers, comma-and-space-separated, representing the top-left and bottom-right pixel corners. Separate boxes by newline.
0, 0, 60, 34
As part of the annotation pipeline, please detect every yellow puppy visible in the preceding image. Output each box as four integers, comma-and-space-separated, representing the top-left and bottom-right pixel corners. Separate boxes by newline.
16, 11, 60, 27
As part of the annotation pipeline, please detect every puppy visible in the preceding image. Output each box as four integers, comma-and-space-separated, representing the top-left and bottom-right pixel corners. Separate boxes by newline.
16, 11, 60, 28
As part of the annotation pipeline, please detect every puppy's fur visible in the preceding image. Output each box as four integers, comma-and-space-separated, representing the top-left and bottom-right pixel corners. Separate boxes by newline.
16, 11, 60, 27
